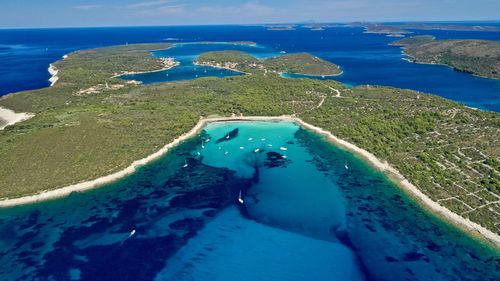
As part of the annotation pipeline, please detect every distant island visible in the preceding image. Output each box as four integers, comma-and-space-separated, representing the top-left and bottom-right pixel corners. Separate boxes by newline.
352, 22, 500, 35
0, 43, 499, 247
350, 22, 412, 35
392, 36, 500, 79
195, 50, 342, 76
264, 24, 297, 31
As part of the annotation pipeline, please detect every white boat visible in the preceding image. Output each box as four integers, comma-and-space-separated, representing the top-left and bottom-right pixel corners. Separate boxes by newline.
282, 155, 287, 159
267, 144, 273, 147
279, 147, 288, 151
254, 148, 260, 153
226, 135, 230, 139
248, 137, 253, 141
345, 162, 349, 170
238, 190, 244, 204
182, 160, 188, 168
224, 151, 229, 155
130, 229, 136, 237
240, 146, 245, 149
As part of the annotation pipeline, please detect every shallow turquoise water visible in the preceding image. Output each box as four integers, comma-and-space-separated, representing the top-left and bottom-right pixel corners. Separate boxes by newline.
0, 121, 498, 280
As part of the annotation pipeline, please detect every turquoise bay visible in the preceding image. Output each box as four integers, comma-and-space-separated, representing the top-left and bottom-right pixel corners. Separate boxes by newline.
0, 121, 498, 280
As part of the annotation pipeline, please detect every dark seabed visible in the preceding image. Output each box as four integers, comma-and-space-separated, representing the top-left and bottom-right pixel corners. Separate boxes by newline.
0, 121, 498, 281
0, 24, 499, 110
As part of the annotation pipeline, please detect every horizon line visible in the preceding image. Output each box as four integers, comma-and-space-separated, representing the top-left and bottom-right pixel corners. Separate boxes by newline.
1, 19, 500, 30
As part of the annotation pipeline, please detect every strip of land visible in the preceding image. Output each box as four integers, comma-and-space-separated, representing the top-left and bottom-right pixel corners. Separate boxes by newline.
195, 50, 342, 76
392, 36, 500, 79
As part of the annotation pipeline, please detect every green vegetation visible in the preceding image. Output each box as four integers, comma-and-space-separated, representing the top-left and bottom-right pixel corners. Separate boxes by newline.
390, 35, 435, 46
0, 45, 499, 237
196, 50, 341, 76
392, 37, 500, 79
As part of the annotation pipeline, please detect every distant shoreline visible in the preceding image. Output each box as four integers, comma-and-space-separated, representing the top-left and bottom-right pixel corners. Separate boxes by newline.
113, 57, 180, 78
0, 115, 498, 249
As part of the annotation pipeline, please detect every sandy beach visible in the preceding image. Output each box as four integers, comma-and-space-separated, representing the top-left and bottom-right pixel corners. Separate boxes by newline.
0, 115, 498, 248
0, 107, 34, 130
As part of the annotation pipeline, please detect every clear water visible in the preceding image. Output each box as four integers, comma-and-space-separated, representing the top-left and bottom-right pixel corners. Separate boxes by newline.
120, 42, 276, 83
0, 121, 498, 280
0, 25, 499, 110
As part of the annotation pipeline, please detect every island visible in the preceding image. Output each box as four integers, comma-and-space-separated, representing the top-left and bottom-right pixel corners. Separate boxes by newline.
349, 22, 412, 36
0, 43, 499, 248
264, 24, 297, 31
195, 50, 342, 76
392, 35, 500, 79
351, 22, 500, 35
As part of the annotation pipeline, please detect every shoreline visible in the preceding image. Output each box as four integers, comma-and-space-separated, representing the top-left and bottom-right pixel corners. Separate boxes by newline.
0, 107, 35, 130
280, 70, 344, 78
192, 61, 250, 75
0, 115, 498, 249
112, 57, 180, 78
399, 49, 500, 81
48, 64, 59, 86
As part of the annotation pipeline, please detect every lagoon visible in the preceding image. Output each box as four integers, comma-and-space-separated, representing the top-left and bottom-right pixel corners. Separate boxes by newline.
0, 121, 498, 280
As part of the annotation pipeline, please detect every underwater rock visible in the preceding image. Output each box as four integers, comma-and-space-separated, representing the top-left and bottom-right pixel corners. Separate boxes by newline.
216, 128, 239, 143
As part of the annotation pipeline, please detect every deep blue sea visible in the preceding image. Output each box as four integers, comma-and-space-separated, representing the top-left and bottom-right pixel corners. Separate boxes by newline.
0, 25, 499, 110
0, 25, 499, 280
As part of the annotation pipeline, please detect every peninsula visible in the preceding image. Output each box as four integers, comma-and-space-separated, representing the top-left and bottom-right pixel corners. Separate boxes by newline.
392, 36, 500, 79
0, 43, 499, 248
195, 50, 342, 76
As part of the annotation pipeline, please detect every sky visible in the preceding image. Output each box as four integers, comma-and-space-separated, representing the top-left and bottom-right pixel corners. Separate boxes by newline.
1, 0, 499, 28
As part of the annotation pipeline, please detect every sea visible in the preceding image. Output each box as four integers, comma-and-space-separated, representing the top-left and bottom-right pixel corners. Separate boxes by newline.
0, 25, 499, 281
0, 25, 499, 110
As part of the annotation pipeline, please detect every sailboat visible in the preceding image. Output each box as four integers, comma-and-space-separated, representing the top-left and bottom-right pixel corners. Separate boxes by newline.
182, 160, 188, 168
344, 162, 349, 170
238, 190, 244, 204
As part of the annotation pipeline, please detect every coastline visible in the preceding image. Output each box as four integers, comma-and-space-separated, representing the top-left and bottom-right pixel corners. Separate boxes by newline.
192, 61, 250, 75
112, 57, 180, 78
48, 64, 59, 86
280, 70, 344, 78
399, 49, 500, 80
0, 115, 498, 249
0, 107, 34, 130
